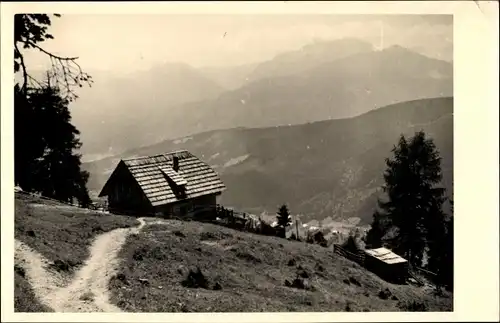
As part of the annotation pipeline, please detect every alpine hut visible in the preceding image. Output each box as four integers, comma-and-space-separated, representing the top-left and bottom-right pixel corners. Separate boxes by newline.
98, 150, 226, 218
363, 247, 409, 284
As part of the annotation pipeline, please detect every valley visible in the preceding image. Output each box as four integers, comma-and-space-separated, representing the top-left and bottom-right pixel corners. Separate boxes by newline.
84, 97, 453, 226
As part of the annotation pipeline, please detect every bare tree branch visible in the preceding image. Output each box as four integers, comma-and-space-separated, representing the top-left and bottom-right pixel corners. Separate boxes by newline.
14, 42, 28, 95
14, 14, 92, 101
26, 40, 78, 61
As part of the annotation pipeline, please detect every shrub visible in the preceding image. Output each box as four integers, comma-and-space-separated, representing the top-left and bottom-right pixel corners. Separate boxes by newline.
79, 292, 94, 301
348, 276, 362, 287
291, 277, 313, 290
297, 268, 310, 279
26, 230, 36, 237
315, 263, 325, 272
259, 221, 278, 237
50, 259, 78, 272
91, 225, 104, 233
173, 230, 186, 238
306, 230, 328, 247
115, 273, 128, 283
236, 251, 262, 264
182, 267, 209, 289
378, 288, 392, 300
14, 264, 26, 278
342, 232, 362, 253
132, 247, 147, 261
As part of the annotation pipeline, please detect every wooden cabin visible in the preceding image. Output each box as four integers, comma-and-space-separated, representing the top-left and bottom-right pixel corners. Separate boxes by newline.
363, 247, 409, 284
98, 150, 226, 218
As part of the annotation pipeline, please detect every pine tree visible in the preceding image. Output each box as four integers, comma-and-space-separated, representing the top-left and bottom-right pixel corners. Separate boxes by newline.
14, 14, 92, 207
276, 204, 292, 238
15, 85, 91, 206
428, 198, 453, 290
366, 131, 447, 267
365, 210, 386, 249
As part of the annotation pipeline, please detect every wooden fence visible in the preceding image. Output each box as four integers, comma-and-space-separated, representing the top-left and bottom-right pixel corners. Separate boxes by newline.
16, 190, 81, 208
409, 263, 438, 283
333, 244, 366, 265
16, 189, 110, 214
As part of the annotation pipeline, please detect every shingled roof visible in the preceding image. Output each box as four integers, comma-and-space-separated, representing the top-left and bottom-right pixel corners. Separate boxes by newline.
99, 150, 226, 207
364, 247, 408, 265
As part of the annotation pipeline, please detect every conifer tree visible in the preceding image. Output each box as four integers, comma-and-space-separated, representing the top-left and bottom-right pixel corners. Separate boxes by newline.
15, 85, 91, 206
428, 198, 453, 290
14, 14, 92, 207
366, 131, 447, 267
276, 204, 292, 238
365, 211, 386, 249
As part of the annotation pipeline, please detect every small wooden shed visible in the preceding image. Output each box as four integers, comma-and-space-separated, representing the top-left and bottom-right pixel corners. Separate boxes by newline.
98, 150, 226, 218
363, 247, 409, 284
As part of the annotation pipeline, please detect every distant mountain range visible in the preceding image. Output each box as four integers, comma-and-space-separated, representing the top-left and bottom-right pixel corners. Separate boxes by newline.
199, 62, 260, 91
122, 45, 452, 155
84, 97, 453, 225
68, 38, 452, 159
69, 62, 225, 159
244, 38, 374, 82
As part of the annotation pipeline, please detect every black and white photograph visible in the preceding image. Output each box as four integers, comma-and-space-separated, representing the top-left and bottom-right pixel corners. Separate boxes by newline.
1, 1, 498, 321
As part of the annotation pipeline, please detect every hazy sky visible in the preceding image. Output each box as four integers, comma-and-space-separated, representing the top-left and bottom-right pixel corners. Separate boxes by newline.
23, 14, 452, 73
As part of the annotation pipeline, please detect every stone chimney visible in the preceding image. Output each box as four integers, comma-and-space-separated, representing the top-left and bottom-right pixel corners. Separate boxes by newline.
173, 156, 179, 172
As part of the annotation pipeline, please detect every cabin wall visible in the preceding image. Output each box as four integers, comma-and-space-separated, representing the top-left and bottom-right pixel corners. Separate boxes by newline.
364, 255, 408, 284
108, 166, 152, 215
154, 193, 219, 218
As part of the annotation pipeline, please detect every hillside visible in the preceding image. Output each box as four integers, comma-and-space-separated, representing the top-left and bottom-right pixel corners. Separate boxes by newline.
84, 97, 453, 225
13, 193, 452, 312
110, 219, 451, 312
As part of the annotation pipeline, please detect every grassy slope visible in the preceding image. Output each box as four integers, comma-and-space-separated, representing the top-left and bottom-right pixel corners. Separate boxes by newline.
110, 219, 452, 312
14, 192, 139, 312
14, 271, 53, 313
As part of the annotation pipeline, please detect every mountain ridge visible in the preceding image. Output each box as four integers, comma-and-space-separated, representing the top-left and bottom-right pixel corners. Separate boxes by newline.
84, 97, 453, 225
132, 45, 452, 149
69, 41, 452, 157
